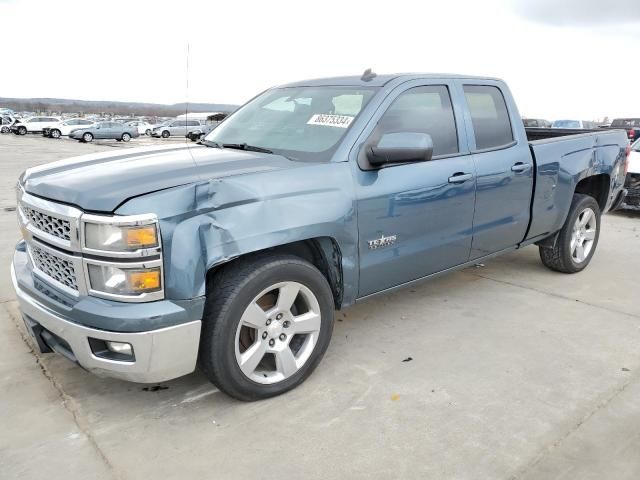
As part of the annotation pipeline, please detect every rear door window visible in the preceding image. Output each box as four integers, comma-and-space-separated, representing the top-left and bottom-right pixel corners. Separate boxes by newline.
373, 85, 459, 157
463, 85, 514, 150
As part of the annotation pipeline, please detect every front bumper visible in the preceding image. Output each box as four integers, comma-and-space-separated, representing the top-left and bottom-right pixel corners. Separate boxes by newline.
11, 250, 202, 383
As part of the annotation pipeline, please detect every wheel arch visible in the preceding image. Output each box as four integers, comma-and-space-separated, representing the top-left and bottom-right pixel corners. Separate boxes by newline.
574, 173, 610, 212
206, 237, 345, 309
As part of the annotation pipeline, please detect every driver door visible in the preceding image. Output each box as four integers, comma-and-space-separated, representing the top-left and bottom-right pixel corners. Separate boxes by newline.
354, 82, 477, 297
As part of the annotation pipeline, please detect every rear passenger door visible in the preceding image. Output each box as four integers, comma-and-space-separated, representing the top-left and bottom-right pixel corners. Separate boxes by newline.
458, 81, 533, 258
354, 81, 477, 297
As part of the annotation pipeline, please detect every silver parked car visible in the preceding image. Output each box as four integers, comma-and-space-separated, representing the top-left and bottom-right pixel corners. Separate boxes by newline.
69, 121, 140, 143
151, 119, 202, 138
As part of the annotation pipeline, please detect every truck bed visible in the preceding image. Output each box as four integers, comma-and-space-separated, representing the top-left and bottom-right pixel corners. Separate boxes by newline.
525, 127, 602, 142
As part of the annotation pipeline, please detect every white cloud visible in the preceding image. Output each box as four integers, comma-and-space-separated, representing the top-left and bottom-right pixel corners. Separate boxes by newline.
1, 0, 638, 120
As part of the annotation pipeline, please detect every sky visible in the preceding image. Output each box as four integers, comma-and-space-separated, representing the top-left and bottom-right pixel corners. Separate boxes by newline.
1, 0, 639, 120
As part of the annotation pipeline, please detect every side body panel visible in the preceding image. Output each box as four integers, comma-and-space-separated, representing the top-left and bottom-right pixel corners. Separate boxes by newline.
526, 130, 628, 240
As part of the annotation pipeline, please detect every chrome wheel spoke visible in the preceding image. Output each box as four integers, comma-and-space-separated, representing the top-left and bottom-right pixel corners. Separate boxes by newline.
276, 283, 300, 312
291, 311, 321, 334
579, 209, 592, 227
238, 341, 267, 377
240, 302, 268, 328
584, 229, 596, 241
275, 347, 298, 377
574, 243, 586, 262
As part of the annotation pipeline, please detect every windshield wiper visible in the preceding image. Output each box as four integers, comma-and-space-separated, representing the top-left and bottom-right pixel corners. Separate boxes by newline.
202, 140, 273, 154
220, 143, 273, 154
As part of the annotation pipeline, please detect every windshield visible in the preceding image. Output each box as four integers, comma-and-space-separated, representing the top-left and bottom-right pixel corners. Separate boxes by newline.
552, 120, 581, 129
205, 86, 378, 161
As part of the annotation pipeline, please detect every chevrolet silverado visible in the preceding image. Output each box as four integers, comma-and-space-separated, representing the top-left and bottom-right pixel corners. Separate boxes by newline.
12, 73, 630, 400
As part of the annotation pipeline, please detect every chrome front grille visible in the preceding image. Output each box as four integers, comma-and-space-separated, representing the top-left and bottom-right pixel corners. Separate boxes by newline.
30, 243, 78, 291
22, 205, 72, 241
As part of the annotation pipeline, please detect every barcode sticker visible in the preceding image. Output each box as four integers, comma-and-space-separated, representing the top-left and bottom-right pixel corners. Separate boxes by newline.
307, 114, 354, 128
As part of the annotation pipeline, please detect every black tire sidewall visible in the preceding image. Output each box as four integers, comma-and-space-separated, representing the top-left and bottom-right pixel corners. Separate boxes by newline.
201, 257, 335, 400
559, 195, 601, 272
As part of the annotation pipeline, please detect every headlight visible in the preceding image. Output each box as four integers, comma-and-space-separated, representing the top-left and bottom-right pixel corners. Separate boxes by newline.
84, 222, 158, 252
87, 264, 162, 296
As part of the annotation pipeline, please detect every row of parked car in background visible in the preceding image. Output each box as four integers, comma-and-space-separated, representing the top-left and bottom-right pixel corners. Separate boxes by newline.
1, 108, 638, 212
0, 111, 229, 143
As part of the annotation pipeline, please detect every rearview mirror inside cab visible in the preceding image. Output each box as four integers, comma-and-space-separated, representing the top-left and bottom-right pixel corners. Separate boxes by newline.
367, 132, 434, 167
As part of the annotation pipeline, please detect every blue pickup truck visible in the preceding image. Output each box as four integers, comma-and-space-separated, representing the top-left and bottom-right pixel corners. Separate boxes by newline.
12, 73, 630, 400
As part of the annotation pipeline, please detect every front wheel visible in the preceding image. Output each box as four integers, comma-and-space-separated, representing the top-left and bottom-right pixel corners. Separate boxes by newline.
539, 194, 601, 273
161, 130, 170, 138
145, 129, 151, 136
18, 126, 27, 135
82, 132, 93, 143
199, 254, 335, 401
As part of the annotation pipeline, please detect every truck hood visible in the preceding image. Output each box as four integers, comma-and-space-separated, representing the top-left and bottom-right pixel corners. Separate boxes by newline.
22, 144, 305, 212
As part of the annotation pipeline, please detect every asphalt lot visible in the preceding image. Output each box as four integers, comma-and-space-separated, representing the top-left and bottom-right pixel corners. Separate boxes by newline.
1, 133, 639, 480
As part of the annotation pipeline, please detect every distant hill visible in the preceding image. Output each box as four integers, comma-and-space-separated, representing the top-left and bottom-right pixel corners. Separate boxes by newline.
0, 97, 239, 117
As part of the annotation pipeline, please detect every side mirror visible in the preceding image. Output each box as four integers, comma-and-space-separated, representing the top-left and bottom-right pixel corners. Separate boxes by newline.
366, 132, 434, 167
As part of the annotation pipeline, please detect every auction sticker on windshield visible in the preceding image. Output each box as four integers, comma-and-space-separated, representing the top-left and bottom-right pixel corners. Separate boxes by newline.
307, 114, 354, 128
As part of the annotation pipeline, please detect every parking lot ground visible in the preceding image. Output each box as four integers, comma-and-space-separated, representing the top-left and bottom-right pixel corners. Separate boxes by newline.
1, 134, 639, 480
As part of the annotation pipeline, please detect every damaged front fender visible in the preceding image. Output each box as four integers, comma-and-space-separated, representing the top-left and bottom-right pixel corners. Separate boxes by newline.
115, 161, 359, 306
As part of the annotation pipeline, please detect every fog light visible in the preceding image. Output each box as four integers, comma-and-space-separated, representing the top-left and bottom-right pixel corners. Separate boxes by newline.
106, 341, 133, 357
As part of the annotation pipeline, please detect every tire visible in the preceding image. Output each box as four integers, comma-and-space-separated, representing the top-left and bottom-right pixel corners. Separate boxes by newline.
50, 129, 61, 139
145, 129, 151, 136
161, 130, 170, 138
82, 132, 93, 143
18, 126, 27, 135
0, 126, 8, 134
121, 133, 131, 142
539, 193, 601, 273
199, 254, 335, 401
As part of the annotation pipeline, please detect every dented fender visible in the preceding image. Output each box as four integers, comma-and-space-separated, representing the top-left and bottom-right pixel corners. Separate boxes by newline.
116, 161, 359, 306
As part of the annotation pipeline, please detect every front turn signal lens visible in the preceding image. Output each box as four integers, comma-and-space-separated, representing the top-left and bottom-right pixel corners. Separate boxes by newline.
129, 270, 161, 291
126, 226, 157, 248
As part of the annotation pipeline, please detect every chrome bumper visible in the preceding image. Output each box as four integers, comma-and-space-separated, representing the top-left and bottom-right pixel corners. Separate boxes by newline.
11, 263, 202, 383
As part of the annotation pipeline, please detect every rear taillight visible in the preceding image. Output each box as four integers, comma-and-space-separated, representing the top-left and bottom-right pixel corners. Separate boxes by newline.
624, 144, 631, 175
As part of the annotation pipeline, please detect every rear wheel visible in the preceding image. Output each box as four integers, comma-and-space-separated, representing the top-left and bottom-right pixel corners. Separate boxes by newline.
539, 194, 600, 273
121, 132, 131, 142
82, 132, 93, 143
199, 254, 335, 401
145, 129, 151, 136
0, 126, 8, 133
50, 129, 61, 139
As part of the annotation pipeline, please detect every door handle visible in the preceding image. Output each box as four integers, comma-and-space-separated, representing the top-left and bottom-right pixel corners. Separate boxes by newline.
448, 172, 474, 184
511, 162, 532, 173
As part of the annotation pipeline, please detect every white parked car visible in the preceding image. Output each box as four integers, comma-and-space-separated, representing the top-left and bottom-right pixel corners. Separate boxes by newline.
10, 116, 61, 135
622, 139, 640, 210
43, 119, 95, 138
126, 121, 154, 136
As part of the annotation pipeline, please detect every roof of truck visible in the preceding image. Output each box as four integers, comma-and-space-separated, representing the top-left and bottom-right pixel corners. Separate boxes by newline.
279, 73, 502, 88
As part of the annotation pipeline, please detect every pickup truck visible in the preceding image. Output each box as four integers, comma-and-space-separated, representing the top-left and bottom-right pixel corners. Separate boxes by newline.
12, 73, 630, 401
